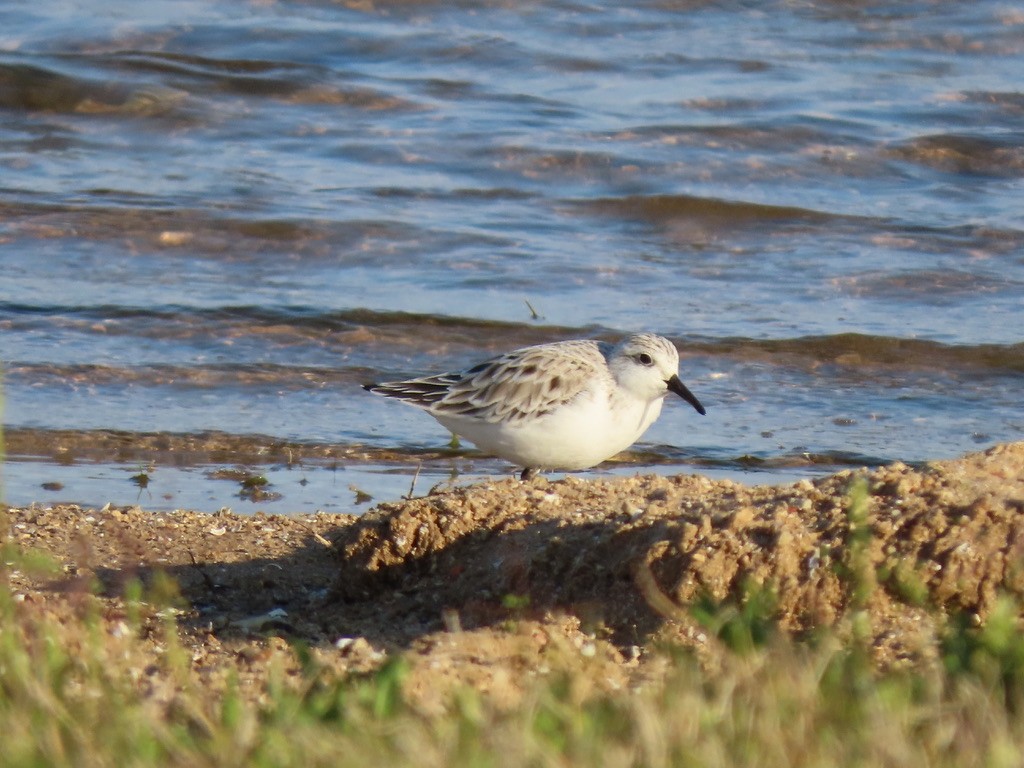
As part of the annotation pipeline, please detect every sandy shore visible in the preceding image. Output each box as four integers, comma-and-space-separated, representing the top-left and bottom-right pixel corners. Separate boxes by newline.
4, 442, 1024, 711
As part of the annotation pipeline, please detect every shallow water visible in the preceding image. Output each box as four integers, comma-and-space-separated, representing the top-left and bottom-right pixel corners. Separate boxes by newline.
2, 0, 1022, 512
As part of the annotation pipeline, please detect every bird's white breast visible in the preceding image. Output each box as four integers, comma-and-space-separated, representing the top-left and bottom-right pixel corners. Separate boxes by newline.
434, 385, 666, 471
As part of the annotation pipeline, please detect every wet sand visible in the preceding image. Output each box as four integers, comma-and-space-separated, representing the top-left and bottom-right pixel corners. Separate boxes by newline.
4, 442, 1024, 711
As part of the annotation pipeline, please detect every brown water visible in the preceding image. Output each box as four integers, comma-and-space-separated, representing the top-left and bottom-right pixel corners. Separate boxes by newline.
2, 0, 1022, 512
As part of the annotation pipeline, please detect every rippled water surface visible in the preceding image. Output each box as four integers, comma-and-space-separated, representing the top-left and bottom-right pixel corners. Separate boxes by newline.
2, 0, 1022, 512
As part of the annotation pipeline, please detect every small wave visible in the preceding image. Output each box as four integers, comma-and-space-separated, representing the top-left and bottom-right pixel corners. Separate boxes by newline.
0, 60, 190, 118
0, 302, 586, 350
888, 133, 1024, 177
585, 193, 841, 227
0, 200, 493, 263
91, 50, 418, 110
832, 269, 1021, 302
962, 90, 1024, 116
2, 362, 368, 389
697, 333, 1024, 374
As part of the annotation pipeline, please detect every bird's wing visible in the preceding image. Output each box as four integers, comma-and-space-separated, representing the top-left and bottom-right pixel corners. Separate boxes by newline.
364, 373, 462, 406
431, 341, 605, 423
367, 340, 607, 424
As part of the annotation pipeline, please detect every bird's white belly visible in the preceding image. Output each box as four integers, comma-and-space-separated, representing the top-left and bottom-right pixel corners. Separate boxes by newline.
434, 391, 665, 471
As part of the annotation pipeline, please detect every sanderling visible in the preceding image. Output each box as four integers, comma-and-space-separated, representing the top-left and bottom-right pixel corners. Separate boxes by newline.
364, 333, 706, 480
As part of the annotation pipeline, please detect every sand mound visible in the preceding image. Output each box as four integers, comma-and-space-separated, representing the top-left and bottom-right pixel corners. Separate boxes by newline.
335, 443, 1024, 659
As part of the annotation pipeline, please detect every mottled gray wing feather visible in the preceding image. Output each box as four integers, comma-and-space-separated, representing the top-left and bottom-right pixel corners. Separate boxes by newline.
367, 340, 607, 424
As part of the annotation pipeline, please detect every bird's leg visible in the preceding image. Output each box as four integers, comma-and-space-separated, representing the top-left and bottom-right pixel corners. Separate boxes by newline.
520, 467, 537, 481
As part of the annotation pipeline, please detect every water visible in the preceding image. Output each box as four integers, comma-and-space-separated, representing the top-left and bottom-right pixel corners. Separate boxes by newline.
2, 0, 1022, 513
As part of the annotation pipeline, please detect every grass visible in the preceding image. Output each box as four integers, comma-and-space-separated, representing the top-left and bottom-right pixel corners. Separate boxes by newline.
3, 548, 1024, 767
3, 403, 1024, 768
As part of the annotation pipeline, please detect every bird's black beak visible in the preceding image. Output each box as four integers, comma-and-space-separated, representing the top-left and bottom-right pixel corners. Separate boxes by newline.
666, 374, 706, 415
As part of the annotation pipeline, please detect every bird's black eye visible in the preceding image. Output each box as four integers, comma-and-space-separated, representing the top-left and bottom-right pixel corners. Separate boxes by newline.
636, 353, 654, 366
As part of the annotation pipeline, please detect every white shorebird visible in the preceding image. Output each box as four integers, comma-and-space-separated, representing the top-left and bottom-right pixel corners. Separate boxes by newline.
364, 333, 706, 480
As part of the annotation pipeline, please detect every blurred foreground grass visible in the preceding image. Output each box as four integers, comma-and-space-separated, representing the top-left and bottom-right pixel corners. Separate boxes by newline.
3, 532, 1024, 768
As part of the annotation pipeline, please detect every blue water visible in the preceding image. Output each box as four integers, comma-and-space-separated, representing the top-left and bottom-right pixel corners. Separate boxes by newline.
1, 0, 1022, 512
